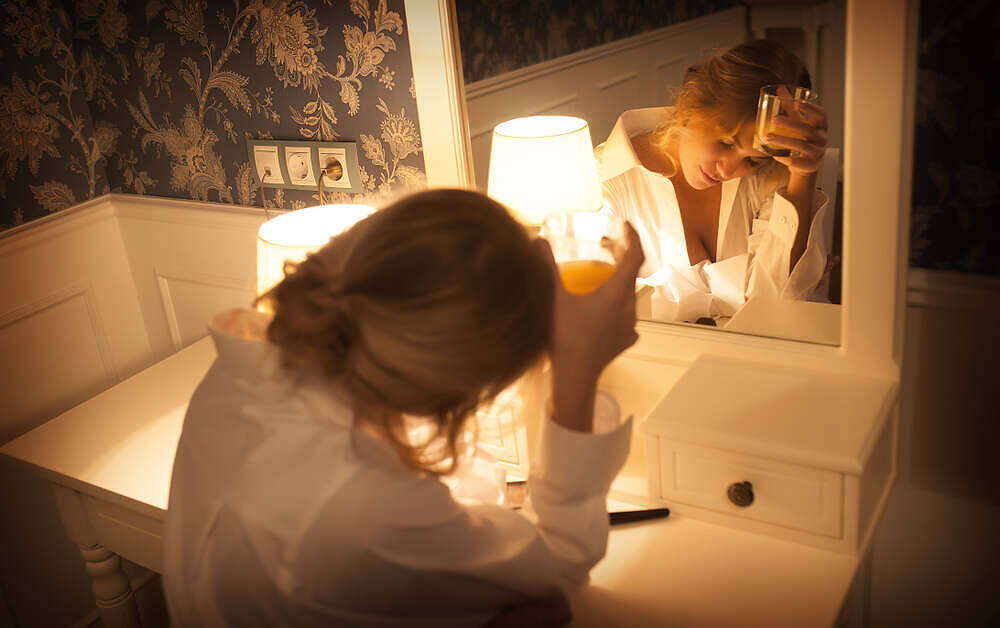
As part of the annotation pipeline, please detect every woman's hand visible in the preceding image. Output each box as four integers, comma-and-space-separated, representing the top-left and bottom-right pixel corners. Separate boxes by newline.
537, 222, 645, 432
766, 98, 829, 179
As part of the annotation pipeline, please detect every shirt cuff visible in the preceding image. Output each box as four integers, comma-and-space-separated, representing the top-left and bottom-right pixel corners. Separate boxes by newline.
532, 392, 633, 495
768, 187, 800, 248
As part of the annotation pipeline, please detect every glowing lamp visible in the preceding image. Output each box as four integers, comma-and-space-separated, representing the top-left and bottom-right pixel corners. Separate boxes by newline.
486, 115, 603, 226
256, 203, 375, 298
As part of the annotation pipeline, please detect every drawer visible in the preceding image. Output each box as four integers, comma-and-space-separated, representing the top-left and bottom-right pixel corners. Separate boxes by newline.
657, 440, 843, 538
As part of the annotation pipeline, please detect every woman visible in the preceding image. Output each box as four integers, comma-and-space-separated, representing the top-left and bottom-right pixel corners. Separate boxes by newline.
596, 40, 834, 324
163, 188, 645, 626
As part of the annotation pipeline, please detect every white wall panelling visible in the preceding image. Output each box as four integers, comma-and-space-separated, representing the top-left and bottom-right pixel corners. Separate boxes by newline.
0, 197, 150, 628
0, 283, 114, 444
463, 7, 747, 187
112, 194, 267, 361
154, 270, 255, 352
0, 198, 150, 442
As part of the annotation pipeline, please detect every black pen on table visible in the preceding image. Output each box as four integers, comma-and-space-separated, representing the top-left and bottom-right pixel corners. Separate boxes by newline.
608, 507, 671, 525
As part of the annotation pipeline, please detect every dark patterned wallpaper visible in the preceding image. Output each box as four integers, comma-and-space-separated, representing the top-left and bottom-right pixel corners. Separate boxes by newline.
456, 0, 739, 84
0, 0, 425, 232
910, 0, 999, 274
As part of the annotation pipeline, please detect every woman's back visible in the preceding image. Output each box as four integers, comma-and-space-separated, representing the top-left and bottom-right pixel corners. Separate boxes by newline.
163, 189, 647, 626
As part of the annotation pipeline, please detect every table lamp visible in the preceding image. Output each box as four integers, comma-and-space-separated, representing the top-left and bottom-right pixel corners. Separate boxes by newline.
486, 115, 603, 227
256, 203, 375, 300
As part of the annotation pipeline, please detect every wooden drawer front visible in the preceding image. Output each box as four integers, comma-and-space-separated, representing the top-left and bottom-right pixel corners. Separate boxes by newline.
658, 441, 843, 538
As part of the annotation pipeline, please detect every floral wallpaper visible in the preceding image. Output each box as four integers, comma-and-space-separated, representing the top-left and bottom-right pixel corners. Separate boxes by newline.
910, 0, 998, 275
0, 0, 425, 232
456, 0, 739, 84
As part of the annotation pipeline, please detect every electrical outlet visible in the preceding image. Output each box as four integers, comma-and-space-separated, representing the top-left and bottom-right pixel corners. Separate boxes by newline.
285, 146, 315, 185
253, 145, 284, 185
317, 147, 352, 189
247, 139, 362, 192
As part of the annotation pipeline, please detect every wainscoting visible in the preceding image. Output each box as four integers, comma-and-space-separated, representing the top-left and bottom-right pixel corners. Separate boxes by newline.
0, 194, 266, 628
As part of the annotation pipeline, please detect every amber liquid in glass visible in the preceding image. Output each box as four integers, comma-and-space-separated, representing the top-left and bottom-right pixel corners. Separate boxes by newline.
754, 86, 816, 158
559, 260, 615, 295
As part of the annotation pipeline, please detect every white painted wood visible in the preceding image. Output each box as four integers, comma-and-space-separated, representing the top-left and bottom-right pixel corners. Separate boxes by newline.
2, 337, 216, 517
463, 7, 747, 187
403, 0, 474, 187
642, 354, 895, 474
52, 486, 140, 628
79, 544, 140, 628
0, 199, 151, 443
572, 515, 857, 628
112, 194, 266, 362
4, 340, 861, 627
657, 440, 843, 537
154, 270, 254, 352
839, 0, 908, 379
0, 285, 113, 443
640, 352, 897, 553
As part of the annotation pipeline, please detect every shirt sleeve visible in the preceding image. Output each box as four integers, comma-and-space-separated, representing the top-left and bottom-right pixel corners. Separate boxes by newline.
744, 179, 832, 301
298, 393, 632, 615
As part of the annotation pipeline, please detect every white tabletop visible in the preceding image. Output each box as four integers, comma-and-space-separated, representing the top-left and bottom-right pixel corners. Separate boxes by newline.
1, 335, 858, 627
1, 337, 215, 517
643, 353, 897, 474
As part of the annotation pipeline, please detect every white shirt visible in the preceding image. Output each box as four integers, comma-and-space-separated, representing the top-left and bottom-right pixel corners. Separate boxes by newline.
595, 108, 834, 323
163, 309, 632, 627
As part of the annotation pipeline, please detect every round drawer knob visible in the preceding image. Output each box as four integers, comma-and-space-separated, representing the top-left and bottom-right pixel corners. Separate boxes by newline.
727, 481, 754, 507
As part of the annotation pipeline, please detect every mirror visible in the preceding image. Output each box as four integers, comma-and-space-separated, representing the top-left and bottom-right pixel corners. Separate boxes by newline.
450, 2, 846, 345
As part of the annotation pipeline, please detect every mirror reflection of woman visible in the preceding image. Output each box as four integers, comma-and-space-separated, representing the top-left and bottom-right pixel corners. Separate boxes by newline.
596, 40, 835, 324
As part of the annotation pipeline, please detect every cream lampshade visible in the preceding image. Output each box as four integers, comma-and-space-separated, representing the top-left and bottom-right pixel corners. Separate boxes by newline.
256, 203, 375, 298
486, 115, 603, 226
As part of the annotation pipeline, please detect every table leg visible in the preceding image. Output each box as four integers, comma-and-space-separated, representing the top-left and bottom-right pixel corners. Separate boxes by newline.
51, 485, 141, 628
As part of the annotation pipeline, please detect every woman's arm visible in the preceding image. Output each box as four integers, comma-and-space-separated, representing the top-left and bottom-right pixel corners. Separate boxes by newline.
784, 171, 819, 270
765, 100, 829, 272
543, 222, 645, 433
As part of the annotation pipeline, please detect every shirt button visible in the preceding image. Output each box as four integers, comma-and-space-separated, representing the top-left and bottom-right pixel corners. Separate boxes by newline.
779, 216, 788, 225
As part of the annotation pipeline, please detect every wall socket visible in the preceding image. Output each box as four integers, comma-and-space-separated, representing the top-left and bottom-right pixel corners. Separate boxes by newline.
247, 139, 363, 194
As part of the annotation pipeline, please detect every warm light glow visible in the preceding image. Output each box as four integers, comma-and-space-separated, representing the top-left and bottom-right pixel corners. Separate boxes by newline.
486, 115, 603, 226
256, 203, 375, 299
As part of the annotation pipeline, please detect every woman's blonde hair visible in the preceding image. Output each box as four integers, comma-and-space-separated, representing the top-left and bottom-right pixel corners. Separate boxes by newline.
654, 40, 812, 179
257, 189, 553, 475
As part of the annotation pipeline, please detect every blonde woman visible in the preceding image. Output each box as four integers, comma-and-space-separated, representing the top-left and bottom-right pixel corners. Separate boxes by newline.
597, 40, 834, 324
163, 189, 644, 626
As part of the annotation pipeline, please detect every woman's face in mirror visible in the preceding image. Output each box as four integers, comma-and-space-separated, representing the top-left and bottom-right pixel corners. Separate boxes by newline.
674, 123, 771, 190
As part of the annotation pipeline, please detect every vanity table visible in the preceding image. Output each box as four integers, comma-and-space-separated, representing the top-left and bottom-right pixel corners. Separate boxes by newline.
0, 0, 912, 625
2, 334, 870, 628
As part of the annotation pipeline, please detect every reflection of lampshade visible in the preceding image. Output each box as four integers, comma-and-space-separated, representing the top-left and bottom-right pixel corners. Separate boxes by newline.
256, 203, 375, 298
486, 115, 603, 226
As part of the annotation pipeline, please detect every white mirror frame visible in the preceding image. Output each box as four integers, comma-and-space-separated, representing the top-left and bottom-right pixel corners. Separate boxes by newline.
406, 0, 912, 381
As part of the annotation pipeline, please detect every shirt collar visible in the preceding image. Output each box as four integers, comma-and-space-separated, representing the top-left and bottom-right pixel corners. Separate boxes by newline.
207, 307, 278, 376
594, 107, 672, 180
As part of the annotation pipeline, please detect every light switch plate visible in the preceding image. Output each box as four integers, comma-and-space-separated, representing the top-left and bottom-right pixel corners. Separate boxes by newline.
247, 139, 363, 194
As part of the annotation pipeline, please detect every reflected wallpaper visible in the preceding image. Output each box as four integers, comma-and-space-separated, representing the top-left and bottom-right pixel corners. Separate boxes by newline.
456, 0, 738, 84
0, 0, 424, 231
910, 0, 999, 274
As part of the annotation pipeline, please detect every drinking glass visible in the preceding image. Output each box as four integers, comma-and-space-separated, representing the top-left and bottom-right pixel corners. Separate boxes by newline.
541, 210, 625, 295
754, 84, 819, 158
